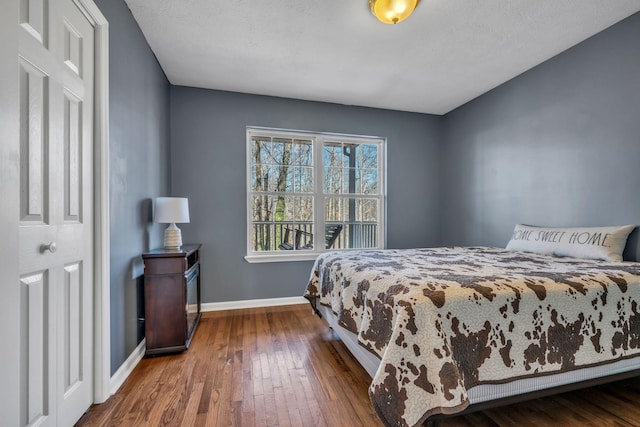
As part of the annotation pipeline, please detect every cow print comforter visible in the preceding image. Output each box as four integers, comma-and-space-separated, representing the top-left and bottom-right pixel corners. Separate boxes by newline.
304, 247, 640, 427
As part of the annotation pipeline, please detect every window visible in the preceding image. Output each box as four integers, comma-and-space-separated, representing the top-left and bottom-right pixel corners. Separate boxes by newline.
245, 127, 385, 262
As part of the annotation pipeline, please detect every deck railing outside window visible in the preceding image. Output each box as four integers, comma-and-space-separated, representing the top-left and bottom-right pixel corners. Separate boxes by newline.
251, 222, 378, 252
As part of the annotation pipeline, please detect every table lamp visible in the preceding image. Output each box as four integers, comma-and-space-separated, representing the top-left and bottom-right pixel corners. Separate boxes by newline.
154, 197, 190, 249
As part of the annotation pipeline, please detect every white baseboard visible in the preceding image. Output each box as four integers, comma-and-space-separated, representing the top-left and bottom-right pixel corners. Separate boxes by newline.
109, 338, 146, 395
202, 296, 308, 312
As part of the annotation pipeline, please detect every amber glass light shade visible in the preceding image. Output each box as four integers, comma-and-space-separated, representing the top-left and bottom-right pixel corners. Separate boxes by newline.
369, 0, 421, 24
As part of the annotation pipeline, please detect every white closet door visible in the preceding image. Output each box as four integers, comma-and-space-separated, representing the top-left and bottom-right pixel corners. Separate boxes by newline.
18, 0, 95, 425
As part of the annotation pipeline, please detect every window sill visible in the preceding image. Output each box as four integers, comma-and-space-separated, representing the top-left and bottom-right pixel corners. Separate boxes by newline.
244, 252, 320, 263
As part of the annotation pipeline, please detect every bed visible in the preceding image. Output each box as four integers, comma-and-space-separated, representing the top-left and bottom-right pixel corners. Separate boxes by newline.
303, 244, 640, 427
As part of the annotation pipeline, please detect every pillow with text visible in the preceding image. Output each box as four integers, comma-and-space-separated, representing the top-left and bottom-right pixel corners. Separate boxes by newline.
505, 224, 635, 262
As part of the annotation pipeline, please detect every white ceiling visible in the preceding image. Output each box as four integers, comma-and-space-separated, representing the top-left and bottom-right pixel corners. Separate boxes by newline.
123, 0, 640, 115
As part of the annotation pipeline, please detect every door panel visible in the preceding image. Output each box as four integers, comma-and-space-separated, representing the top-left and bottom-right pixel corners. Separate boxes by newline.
20, 0, 48, 46
63, 21, 82, 77
19, 59, 49, 224
20, 271, 53, 427
62, 262, 82, 394
63, 92, 82, 222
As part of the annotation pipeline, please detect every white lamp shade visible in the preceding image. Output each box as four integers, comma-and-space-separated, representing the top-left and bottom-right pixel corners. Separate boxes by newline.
154, 197, 190, 224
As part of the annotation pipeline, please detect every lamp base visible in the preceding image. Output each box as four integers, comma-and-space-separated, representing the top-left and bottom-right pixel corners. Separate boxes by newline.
164, 223, 183, 249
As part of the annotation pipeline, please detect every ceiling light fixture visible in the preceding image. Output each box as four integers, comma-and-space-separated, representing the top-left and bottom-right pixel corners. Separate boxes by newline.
369, 0, 421, 24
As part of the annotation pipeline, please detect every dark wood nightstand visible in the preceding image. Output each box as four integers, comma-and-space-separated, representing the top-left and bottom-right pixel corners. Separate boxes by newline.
142, 244, 201, 355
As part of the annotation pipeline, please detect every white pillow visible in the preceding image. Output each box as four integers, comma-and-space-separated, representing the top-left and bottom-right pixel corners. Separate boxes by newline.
505, 224, 635, 262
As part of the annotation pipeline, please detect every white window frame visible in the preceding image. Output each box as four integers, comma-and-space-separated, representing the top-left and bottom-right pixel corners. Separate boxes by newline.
245, 127, 386, 263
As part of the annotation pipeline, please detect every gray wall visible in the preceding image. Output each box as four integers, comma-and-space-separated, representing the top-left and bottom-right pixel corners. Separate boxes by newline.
94, 0, 171, 374
170, 87, 443, 303
441, 12, 640, 260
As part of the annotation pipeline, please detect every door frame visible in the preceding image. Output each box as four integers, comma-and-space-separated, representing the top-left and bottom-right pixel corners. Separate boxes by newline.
72, 0, 111, 405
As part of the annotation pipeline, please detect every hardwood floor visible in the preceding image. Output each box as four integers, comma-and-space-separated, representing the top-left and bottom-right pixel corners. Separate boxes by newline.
77, 304, 640, 426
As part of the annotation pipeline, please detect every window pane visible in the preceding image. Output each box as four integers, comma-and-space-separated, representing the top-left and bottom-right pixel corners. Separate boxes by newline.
323, 197, 378, 249
263, 166, 279, 192
252, 223, 317, 252
294, 166, 313, 193
328, 224, 378, 250
279, 223, 314, 250
274, 196, 292, 222
251, 194, 314, 252
360, 168, 378, 194
321, 143, 380, 196
325, 197, 378, 222
251, 195, 273, 222
294, 196, 314, 222
349, 223, 378, 248
344, 168, 356, 194
252, 137, 312, 194
324, 167, 342, 194
291, 139, 313, 166
250, 165, 266, 192
325, 197, 345, 222
272, 138, 291, 163
323, 142, 345, 168
269, 195, 313, 222
251, 137, 271, 165
251, 223, 284, 252
281, 223, 314, 251
342, 144, 357, 168
356, 198, 378, 222
356, 144, 378, 169
249, 166, 261, 192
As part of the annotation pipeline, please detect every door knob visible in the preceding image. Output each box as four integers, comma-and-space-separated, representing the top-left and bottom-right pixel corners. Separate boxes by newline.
40, 242, 57, 253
